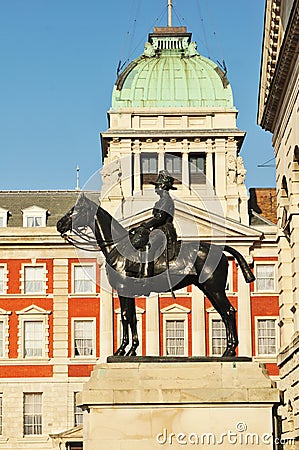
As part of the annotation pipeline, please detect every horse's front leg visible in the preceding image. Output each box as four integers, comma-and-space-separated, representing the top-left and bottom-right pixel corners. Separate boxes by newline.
126, 297, 139, 356
114, 296, 129, 356
222, 306, 238, 357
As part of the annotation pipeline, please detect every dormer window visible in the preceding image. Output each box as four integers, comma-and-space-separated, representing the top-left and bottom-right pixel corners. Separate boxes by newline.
22, 206, 48, 228
0, 208, 9, 227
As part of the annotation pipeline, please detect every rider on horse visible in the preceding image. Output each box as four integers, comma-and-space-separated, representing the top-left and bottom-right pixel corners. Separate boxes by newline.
130, 170, 178, 264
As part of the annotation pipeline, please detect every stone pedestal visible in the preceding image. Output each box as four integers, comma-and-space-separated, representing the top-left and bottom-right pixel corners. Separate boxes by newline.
79, 358, 279, 449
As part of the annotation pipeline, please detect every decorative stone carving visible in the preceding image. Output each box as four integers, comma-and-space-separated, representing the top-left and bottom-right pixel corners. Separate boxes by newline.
236, 156, 247, 184
101, 158, 122, 193
144, 42, 155, 58
184, 41, 198, 57
227, 154, 236, 184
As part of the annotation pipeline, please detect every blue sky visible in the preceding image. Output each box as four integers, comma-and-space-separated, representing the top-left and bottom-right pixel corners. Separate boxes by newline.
0, 0, 275, 190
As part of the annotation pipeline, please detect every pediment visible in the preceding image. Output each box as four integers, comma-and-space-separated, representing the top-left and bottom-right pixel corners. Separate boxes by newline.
50, 425, 83, 439
161, 303, 190, 314
120, 201, 263, 243
21, 205, 48, 213
16, 304, 51, 315
0, 307, 11, 315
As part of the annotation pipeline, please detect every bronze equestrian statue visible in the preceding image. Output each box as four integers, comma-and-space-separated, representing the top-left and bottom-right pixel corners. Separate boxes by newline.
57, 171, 255, 357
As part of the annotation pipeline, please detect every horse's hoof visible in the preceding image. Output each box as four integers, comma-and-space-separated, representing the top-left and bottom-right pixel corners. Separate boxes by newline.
114, 347, 126, 356
222, 348, 236, 357
126, 348, 137, 356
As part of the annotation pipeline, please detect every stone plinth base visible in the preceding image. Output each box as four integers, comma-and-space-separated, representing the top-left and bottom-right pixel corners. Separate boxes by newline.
79, 359, 279, 449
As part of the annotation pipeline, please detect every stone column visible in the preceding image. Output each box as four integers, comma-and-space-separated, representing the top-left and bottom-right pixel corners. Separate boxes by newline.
133, 140, 141, 194
291, 213, 299, 334
192, 288, 206, 355
146, 294, 160, 355
99, 263, 113, 362
52, 258, 69, 377
206, 146, 214, 188
158, 140, 165, 172
237, 263, 252, 357
278, 236, 294, 347
181, 139, 190, 192
214, 138, 226, 199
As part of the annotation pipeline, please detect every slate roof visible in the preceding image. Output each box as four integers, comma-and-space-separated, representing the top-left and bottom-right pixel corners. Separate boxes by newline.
0, 191, 100, 227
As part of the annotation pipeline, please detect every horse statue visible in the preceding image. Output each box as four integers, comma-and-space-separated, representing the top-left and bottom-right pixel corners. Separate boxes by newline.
56, 194, 255, 357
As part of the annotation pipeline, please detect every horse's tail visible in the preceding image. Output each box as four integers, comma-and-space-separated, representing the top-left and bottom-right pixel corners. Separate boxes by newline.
224, 245, 255, 283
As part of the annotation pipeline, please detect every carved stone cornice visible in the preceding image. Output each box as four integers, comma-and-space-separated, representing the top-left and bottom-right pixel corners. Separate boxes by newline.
260, 0, 299, 131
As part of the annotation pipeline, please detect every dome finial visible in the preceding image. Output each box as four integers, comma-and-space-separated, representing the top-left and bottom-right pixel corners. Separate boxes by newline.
168, 0, 173, 27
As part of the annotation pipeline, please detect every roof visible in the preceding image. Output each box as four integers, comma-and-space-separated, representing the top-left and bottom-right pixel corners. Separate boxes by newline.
112, 27, 234, 109
0, 191, 100, 227
248, 188, 277, 225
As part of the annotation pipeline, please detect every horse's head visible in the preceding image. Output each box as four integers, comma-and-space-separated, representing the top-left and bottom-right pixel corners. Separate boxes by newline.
56, 194, 98, 236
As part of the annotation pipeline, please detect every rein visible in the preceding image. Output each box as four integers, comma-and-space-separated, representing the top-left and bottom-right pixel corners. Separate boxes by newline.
62, 222, 128, 253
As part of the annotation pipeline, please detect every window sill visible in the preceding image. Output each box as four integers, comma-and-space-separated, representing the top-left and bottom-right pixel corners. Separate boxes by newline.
0, 294, 51, 298
251, 292, 278, 296
17, 436, 49, 442
253, 355, 277, 362
0, 358, 51, 365
69, 294, 99, 298
70, 358, 97, 363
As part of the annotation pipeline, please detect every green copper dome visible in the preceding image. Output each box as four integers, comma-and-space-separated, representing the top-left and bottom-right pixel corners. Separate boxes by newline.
112, 27, 234, 109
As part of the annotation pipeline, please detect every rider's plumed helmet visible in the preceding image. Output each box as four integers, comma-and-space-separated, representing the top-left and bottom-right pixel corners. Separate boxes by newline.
150, 170, 177, 190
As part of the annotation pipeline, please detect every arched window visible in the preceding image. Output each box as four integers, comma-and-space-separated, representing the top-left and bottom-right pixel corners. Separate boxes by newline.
281, 175, 289, 198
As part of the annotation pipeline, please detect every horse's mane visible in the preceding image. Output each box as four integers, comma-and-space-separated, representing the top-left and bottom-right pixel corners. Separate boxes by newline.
95, 203, 128, 242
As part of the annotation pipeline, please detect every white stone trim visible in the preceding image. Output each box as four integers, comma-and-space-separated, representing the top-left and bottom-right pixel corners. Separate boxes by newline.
19, 263, 48, 295
207, 308, 226, 357
16, 305, 51, 359
225, 260, 234, 293
161, 303, 190, 356
71, 317, 96, 359
254, 316, 279, 357
0, 308, 11, 359
21, 205, 48, 227
0, 208, 9, 227
0, 264, 9, 295
115, 307, 144, 356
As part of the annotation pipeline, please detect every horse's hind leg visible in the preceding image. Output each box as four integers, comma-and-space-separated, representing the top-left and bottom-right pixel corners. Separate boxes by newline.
126, 298, 139, 356
202, 285, 238, 357
114, 296, 130, 356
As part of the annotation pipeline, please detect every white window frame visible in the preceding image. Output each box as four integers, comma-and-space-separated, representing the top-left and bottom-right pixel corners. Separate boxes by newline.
115, 306, 144, 356
0, 208, 8, 228
225, 260, 233, 293
22, 206, 47, 228
161, 304, 190, 356
255, 316, 279, 357
0, 308, 11, 359
0, 264, 8, 295
74, 392, 83, 427
0, 394, 2, 435
71, 318, 96, 358
254, 262, 277, 293
20, 264, 48, 295
72, 263, 96, 295
207, 308, 227, 357
16, 305, 50, 359
23, 393, 42, 436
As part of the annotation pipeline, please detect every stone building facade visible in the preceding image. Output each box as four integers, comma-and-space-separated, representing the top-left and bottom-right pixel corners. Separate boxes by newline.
258, 0, 299, 446
0, 20, 282, 450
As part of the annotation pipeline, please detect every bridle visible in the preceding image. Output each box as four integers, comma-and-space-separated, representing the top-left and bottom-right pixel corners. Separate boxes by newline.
60, 199, 128, 253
